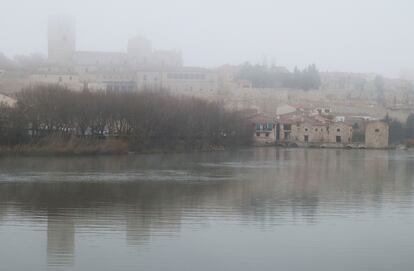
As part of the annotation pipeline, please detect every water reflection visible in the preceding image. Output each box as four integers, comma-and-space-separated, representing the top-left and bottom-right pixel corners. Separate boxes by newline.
0, 149, 414, 270
47, 213, 75, 268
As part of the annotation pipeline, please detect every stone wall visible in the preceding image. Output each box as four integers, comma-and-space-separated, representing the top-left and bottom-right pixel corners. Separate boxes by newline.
328, 122, 353, 144
278, 122, 353, 145
365, 121, 389, 148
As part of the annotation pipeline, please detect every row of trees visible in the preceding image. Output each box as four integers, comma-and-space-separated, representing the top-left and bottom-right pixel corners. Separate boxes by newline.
0, 86, 252, 151
237, 63, 321, 90
290, 65, 321, 91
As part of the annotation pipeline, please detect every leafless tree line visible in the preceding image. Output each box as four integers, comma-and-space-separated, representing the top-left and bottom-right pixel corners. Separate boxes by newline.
0, 85, 252, 150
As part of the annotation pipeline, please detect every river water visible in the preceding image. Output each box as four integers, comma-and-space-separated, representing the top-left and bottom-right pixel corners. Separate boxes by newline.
0, 148, 414, 271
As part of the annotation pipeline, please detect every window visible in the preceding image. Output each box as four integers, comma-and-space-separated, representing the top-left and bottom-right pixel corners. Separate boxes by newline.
265, 133, 270, 137
304, 135, 309, 142
284, 124, 292, 131
337, 128, 340, 132
264, 123, 273, 131
305, 128, 308, 132
336, 136, 341, 143
256, 132, 260, 137
375, 129, 380, 132
315, 128, 318, 132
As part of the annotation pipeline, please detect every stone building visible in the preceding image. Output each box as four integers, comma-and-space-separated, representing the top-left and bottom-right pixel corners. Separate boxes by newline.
365, 121, 389, 148
46, 16, 182, 70
276, 116, 320, 143
276, 112, 353, 146
29, 73, 83, 91
278, 122, 352, 145
135, 67, 218, 97
328, 122, 353, 144
27, 15, 219, 97
127, 36, 153, 66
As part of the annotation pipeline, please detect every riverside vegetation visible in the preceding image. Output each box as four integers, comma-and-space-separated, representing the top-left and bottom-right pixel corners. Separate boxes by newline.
0, 85, 252, 155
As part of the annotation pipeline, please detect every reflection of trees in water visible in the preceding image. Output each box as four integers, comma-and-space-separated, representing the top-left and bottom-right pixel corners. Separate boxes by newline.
0, 149, 413, 265
0, 150, 412, 222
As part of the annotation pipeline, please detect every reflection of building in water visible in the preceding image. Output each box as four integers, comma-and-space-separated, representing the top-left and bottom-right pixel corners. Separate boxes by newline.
126, 208, 182, 247
126, 214, 152, 246
47, 213, 75, 269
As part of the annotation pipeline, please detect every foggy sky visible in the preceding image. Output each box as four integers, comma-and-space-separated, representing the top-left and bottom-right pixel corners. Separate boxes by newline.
1, 0, 413, 77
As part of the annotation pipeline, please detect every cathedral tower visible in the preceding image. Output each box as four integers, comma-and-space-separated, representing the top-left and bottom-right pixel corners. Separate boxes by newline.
48, 15, 76, 64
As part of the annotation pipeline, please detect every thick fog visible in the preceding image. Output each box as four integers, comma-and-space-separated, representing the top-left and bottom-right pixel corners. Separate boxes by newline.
1, 0, 413, 77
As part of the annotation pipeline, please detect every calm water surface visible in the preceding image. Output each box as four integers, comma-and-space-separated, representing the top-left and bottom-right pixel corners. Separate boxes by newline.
1, 148, 414, 271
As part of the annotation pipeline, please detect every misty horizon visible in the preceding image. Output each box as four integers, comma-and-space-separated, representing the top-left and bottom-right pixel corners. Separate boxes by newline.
2, 0, 414, 78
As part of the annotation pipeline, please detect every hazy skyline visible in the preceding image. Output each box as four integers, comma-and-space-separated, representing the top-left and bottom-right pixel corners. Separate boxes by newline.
1, 0, 413, 77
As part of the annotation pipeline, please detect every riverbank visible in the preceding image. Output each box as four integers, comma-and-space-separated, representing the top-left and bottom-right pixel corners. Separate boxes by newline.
0, 138, 128, 156
0, 137, 228, 156
254, 141, 402, 150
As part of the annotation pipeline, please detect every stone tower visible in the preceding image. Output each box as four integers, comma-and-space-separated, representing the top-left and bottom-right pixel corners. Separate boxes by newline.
48, 15, 76, 64
127, 36, 152, 67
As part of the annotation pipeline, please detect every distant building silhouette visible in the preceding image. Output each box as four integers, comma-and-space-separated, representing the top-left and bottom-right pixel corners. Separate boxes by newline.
48, 15, 76, 64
